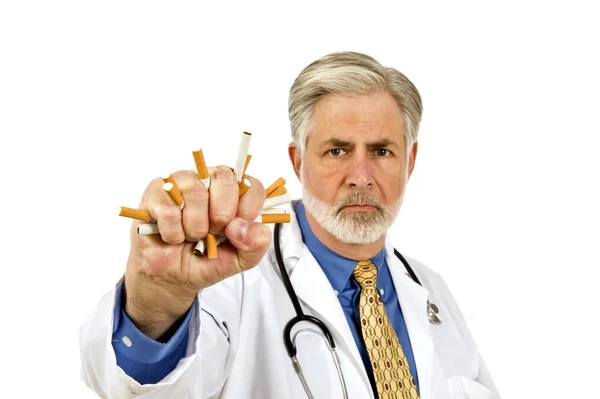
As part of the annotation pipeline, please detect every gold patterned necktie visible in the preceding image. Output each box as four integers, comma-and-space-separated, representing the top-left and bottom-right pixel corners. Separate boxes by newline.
353, 260, 419, 399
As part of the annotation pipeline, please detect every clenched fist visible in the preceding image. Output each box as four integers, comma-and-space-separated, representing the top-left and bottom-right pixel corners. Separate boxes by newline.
123, 166, 271, 339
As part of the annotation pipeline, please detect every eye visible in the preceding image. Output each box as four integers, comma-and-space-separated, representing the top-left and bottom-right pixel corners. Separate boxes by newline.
327, 149, 346, 157
375, 148, 391, 157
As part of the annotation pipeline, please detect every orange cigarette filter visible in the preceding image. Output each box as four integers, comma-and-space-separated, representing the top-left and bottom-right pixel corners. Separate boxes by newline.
266, 185, 287, 199
118, 206, 151, 221
261, 213, 291, 224
266, 177, 286, 196
243, 154, 252, 174
239, 179, 250, 197
163, 182, 184, 207
192, 149, 209, 180
206, 233, 217, 259
162, 174, 176, 186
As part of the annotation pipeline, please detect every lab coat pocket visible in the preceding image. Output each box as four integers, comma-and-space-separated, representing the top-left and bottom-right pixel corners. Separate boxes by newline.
446, 376, 500, 399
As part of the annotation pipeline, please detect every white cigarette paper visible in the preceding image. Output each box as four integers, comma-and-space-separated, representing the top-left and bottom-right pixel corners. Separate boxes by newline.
260, 208, 287, 214
194, 235, 228, 255
194, 239, 206, 254
262, 193, 291, 210
201, 177, 210, 189
234, 132, 252, 183
138, 223, 159, 236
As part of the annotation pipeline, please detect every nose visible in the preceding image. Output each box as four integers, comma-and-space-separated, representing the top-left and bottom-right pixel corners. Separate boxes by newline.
345, 150, 373, 190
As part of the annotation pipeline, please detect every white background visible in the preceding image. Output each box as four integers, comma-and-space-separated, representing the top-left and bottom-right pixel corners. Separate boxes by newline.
1, 1, 599, 398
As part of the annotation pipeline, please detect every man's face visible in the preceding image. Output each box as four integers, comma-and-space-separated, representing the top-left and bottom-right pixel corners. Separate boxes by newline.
289, 91, 418, 245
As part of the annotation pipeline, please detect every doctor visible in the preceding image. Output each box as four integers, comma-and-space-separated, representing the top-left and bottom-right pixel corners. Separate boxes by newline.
80, 51, 500, 398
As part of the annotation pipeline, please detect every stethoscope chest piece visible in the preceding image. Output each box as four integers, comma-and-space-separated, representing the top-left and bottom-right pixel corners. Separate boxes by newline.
427, 300, 442, 325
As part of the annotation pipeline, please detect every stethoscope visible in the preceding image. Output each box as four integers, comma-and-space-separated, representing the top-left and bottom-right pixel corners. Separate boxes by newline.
273, 222, 442, 399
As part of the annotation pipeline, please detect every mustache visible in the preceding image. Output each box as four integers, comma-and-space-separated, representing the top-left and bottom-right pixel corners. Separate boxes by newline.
335, 192, 384, 212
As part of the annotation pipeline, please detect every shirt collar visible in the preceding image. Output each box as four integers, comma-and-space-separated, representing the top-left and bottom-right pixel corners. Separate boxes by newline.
294, 201, 386, 292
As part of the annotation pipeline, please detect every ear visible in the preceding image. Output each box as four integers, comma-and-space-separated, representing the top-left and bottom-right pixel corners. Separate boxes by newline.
407, 141, 418, 180
288, 142, 302, 181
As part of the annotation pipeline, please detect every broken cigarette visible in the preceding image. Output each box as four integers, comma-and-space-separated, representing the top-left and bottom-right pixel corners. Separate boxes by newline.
192, 149, 210, 189
163, 182, 184, 209
118, 206, 155, 222
138, 223, 159, 236
243, 154, 252, 174
262, 193, 291, 210
239, 177, 251, 197
234, 132, 252, 183
194, 235, 228, 256
255, 213, 291, 224
162, 173, 176, 186
266, 185, 287, 199
266, 177, 286, 196
260, 208, 287, 214
237, 154, 252, 196
206, 233, 217, 259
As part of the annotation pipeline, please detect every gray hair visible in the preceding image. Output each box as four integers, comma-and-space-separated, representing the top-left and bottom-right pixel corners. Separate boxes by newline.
288, 51, 423, 157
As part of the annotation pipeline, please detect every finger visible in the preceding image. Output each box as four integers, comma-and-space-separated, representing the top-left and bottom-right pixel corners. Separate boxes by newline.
170, 170, 209, 242
236, 175, 266, 221
208, 165, 239, 234
224, 217, 272, 271
141, 177, 185, 245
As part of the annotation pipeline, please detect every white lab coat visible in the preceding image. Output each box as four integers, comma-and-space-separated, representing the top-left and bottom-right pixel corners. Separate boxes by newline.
80, 201, 501, 399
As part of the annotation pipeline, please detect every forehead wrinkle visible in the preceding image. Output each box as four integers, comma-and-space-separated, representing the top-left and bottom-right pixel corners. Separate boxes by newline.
310, 92, 405, 149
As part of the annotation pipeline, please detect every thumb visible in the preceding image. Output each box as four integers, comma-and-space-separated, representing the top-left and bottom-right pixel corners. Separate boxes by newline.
224, 217, 273, 271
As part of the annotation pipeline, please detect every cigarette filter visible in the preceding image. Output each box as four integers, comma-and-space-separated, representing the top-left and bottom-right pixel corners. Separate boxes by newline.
163, 182, 184, 208
194, 235, 228, 256
138, 223, 159, 235
266, 177, 286, 196
162, 174, 176, 186
243, 154, 252, 174
238, 178, 251, 197
118, 206, 154, 222
234, 132, 252, 183
255, 213, 291, 224
192, 149, 210, 189
262, 193, 292, 210
206, 233, 217, 259
266, 185, 287, 199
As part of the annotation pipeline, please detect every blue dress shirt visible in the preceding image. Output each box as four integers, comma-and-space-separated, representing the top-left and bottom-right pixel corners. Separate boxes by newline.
111, 200, 419, 393
111, 281, 195, 384
294, 201, 420, 395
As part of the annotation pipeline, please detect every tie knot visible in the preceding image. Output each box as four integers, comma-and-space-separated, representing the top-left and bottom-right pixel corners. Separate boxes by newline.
353, 260, 378, 288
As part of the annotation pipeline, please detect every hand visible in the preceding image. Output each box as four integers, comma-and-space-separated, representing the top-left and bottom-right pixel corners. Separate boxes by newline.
123, 166, 271, 339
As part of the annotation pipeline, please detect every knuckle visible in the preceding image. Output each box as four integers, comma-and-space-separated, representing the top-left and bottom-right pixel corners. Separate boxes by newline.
160, 207, 182, 225
212, 166, 236, 185
184, 184, 209, 204
171, 169, 196, 181
155, 206, 184, 243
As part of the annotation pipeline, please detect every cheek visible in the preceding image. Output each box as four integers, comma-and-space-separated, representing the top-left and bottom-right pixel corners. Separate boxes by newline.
379, 167, 407, 201
303, 163, 343, 200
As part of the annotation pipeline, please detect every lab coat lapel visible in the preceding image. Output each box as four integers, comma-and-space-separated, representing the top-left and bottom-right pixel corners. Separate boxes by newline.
385, 239, 435, 399
289, 249, 372, 392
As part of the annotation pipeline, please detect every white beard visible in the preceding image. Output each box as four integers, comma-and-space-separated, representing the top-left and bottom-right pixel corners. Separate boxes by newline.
301, 169, 406, 245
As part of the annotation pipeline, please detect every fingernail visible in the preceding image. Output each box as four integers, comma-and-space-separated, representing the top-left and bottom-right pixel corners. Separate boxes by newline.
214, 169, 235, 185
231, 217, 249, 242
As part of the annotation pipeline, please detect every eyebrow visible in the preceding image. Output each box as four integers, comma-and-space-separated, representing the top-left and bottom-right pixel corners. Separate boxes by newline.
320, 137, 399, 149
